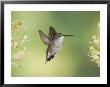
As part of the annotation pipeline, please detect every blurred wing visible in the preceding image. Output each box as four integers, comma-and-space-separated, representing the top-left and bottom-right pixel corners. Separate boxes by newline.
49, 26, 57, 41
38, 30, 50, 46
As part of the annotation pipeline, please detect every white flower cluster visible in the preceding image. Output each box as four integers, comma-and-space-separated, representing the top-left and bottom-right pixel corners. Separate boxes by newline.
12, 47, 26, 62
88, 23, 100, 67
11, 35, 30, 49
11, 20, 30, 65
11, 20, 25, 32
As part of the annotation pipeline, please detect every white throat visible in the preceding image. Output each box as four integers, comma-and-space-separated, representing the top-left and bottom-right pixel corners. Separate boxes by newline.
49, 36, 64, 57
55, 36, 64, 47
59, 36, 64, 43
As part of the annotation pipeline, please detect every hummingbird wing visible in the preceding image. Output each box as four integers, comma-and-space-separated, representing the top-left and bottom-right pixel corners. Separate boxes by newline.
49, 26, 57, 41
38, 30, 50, 46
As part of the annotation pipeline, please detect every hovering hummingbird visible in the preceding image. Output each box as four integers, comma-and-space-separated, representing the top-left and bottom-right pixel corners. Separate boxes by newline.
38, 26, 74, 64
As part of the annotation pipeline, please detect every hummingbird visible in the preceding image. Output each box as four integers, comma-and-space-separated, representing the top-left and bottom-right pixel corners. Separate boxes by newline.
38, 26, 74, 64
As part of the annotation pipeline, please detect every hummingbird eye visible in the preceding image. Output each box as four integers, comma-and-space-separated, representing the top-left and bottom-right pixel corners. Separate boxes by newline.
58, 34, 61, 37
58, 33, 62, 37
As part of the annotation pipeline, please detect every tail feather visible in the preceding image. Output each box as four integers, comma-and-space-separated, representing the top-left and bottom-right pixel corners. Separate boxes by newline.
45, 54, 56, 64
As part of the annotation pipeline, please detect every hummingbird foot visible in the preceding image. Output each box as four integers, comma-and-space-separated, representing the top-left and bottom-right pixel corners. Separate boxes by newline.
45, 61, 47, 64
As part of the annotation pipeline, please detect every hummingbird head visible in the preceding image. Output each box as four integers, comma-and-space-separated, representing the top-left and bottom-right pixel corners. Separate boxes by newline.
58, 33, 74, 37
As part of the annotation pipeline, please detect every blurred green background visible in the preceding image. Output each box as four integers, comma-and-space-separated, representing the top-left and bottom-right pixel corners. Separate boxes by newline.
11, 11, 100, 77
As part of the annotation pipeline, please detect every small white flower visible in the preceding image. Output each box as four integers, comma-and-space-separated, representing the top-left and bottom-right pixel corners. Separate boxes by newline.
13, 41, 18, 48
24, 35, 28, 40
92, 35, 96, 39
21, 39, 25, 44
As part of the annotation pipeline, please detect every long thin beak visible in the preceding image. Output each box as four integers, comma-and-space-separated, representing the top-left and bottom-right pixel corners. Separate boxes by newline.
63, 34, 75, 37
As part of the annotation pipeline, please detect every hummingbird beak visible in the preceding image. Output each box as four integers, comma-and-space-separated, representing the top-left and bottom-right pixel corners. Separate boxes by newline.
63, 34, 75, 37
